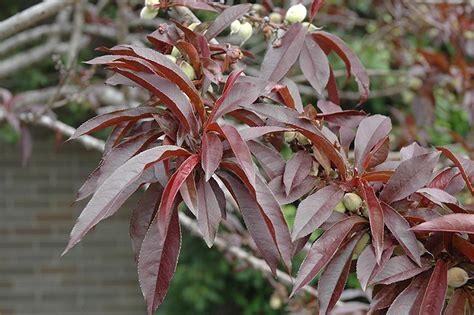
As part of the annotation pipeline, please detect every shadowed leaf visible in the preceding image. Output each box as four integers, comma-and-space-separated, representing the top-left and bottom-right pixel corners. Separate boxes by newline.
411, 213, 474, 234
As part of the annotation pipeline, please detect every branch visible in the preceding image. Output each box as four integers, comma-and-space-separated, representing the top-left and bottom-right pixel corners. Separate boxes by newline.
0, 0, 76, 40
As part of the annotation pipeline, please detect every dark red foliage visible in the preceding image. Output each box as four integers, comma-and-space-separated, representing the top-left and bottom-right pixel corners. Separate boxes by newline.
59, 2, 474, 314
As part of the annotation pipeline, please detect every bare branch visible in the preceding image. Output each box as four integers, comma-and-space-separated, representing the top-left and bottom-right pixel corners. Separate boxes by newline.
0, 0, 75, 40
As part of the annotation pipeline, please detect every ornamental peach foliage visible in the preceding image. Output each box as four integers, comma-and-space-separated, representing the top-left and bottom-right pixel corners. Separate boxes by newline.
62, 1, 473, 314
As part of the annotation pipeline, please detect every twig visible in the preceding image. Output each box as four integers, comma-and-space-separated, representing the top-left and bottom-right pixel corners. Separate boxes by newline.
0, 0, 76, 40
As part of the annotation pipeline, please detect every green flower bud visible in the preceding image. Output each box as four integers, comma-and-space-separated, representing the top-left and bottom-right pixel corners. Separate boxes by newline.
252, 4, 266, 17
334, 201, 346, 213
269, 12, 283, 24
343, 193, 363, 212
296, 132, 310, 145
188, 22, 199, 31
309, 161, 319, 177
353, 233, 370, 259
302, 22, 320, 32
171, 46, 181, 57
230, 20, 241, 35
165, 55, 177, 63
284, 131, 297, 142
140, 7, 158, 20
180, 61, 196, 80
447, 267, 469, 288
238, 21, 253, 45
285, 3, 307, 24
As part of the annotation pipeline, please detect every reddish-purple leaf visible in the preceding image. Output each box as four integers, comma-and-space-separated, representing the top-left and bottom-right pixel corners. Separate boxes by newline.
281, 78, 304, 112
283, 151, 312, 196
369, 281, 410, 312
201, 132, 223, 181
238, 126, 290, 142
269, 175, 317, 205
180, 175, 198, 217
309, 0, 325, 21
382, 203, 421, 266
299, 35, 329, 95
453, 235, 474, 263
196, 177, 221, 247
205, 3, 252, 40
313, 31, 370, 104
371, 255, 430, 285
248, 141, 285, 180
292, 216, 366, 295
218, 171, 280, 274
130, 183, 164, 262
437, 146, 474, 195
209, 177, 226, 219
318, 233, 362, 315
138, 201, 181, 315
380, 152, 439, 204
254, 175, 294, 271
419, 260, 448, 315
429, 167, 464, 195
260, 23, 307, 83
386, 275, 430, 315
411, 213, 474, 234
356, 240, 394, 291
103, 121, 134, 155
361, 182, 384, 263
354, 115, 391, 173
292, 185, 344, 241
71, 107, 161, 139
62, 146, 190, 255
445, 289, 469, 315
171, 0, 217, 12
366, 137, 390, 169
400, 142, 430, 161
416, 187, 458, 206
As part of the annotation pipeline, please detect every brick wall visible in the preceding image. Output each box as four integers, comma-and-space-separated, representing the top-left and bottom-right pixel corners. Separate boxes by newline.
0, 127, 146, 315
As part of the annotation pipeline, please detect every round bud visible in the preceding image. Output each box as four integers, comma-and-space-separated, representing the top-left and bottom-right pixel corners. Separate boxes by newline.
252, 4, 266, 17
361, 203, 369, 217
238, 21, 253, 45
353, 233, 370, 259
269, 12, 283, 24
145, 0, 160, 8
230, 20, 241, 35
285, 3, 307, 24
140, 7, 158, 20
334, 201, 346, 213
296, 132, 310, 145
171, 46, 181, 57
284, 131, 297, 142
165, 55, 177, 63
269, 292, 282, 310
343, 193, 363, 212
447, 267, 469, 288
179, 61, 196, 80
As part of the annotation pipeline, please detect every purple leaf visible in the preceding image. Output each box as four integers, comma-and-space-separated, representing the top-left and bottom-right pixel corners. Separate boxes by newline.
299, 35, 329, 94
62, 146, 190, 255
292, 185, 344, 241
196, 177, 222, 247
369, 281, 410, 312
309, 0, 325, 21
354, 115, 391, 173
318, 233, 362, 315
386, 275, 430, 315
292, 216, 366, 295
283, 151, 312, 196
260, 23, 307, 83
180, 174, 198, 217
371, 255, 430, 285
419, 259, 448, 315
356, 240, 394, 291
205, 4, 252, 40
247, 141, 285, 180
445, 289, 469, 315
380, 152, 439, 204
130, 183, 164, 262
361, 182, 384, 263
411, 213, 474, 234
400, 142, 429, 161
209, 177, 226, 219
269, 175, 317, 205
382, 203, 421, 266
437, 147, 474, 195
137, 201, 181, 315
201, 132, 223, 181
416, 187, 458, 206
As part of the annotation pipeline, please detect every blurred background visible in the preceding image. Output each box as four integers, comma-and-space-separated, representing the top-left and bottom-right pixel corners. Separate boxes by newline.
0, 0, 473, 314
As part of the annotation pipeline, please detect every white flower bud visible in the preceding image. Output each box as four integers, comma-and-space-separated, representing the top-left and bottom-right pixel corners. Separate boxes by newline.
334, 201, 346, 213
140, 7, 158, 20
447, 267, 469, 288
230, 20, 241, 35
188, 22, 199, 31
284, 131, 297, 142
180, 61, 196, 80
285, 4, 307, 24
343, 193, 363, 212
269, 12, 283, 24
145, 0, 160, 8
171, 46, 181, 57
237, 21, 253, 45
165, 55, 177, 63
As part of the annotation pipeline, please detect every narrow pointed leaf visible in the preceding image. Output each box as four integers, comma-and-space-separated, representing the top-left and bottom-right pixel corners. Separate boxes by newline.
369, 281, 410, 312
356, 239, 395, 290
248, 141, 285, 180
205, 4, 252, 40
411, 213, 474, 234
196, 177, 221, 247
260, 23, 307, 82
309, 0, 325, 21
201, 132, 223, 181
361, 182, 384, 263
382, 203, 421, 266
419, 259, 448, 315
292, 216, 366, 295
299, 35, 329, 94
283, 151, 312, 196
386, 275, 430, 315
292, 185, 344, 241
371, 255, 430, 285
380, 152, 439, 204
436, 146, 474, 195
445, 289, 469, 315
63, 146, 190, 255
180, 174, 198, 216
